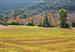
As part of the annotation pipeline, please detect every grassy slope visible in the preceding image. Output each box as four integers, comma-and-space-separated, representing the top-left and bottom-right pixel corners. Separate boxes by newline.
0, 26, 75, 52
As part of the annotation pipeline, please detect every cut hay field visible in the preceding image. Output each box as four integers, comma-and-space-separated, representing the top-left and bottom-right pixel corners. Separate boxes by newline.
0, 26, 75, 52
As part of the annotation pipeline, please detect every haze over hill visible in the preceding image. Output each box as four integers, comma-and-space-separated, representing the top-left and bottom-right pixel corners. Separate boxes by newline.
26, 0, 75, 14
0, 0, 39, 12
0, 0, 75, 17
1, 0, 75, 12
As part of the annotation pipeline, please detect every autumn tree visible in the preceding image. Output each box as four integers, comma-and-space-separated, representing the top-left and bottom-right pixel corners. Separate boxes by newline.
42, 12, 54, 27
16, 16, 21, 23
27, 16, 34, 26
12, 16, 23, 25
39, 15, 45, 26
47, 12, 54, 27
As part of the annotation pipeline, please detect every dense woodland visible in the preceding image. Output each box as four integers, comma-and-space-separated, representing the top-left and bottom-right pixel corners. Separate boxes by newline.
0, 8, 75, 28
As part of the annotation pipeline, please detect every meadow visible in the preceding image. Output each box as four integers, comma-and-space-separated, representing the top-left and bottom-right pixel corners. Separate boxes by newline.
0, 26, 75, 52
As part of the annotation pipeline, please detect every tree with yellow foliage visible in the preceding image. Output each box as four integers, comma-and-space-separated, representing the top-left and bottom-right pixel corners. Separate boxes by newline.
27, 16, 34, 26
39, 15, 45, 26
47, 12, 54, 26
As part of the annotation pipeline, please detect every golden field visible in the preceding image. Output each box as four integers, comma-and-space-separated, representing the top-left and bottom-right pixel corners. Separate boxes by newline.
0, 26, 75, 52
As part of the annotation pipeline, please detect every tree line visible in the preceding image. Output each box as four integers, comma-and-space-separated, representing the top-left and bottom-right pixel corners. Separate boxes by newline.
0, 8, 75, 28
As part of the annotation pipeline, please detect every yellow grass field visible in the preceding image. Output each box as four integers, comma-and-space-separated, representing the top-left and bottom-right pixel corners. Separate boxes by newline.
0, 26, 75, 52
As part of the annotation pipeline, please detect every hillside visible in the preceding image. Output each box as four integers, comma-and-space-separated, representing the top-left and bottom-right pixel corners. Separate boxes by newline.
0, 0, 39, 12
0, 0, 75, 18
25, 0, 75, 15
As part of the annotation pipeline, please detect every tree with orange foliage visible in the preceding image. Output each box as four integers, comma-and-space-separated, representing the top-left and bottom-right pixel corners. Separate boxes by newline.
16, 16, 21, 23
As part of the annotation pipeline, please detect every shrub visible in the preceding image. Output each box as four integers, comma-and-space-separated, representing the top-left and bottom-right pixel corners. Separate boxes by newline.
27, 22, 34, 26
8, 22, 23, 25
72, 23, 75, 27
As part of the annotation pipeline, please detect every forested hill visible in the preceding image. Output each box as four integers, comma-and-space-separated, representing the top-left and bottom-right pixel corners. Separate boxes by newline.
25, 0, 75, 15
0, 0, 75, 18
0, 0, 39, 12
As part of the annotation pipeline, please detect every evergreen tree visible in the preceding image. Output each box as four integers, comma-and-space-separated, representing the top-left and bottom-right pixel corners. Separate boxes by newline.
58, 8, 69, 28
43, 15, 51, 27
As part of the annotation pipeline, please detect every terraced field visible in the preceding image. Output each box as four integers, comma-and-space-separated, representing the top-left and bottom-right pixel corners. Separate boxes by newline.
0, 26, 75, 52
